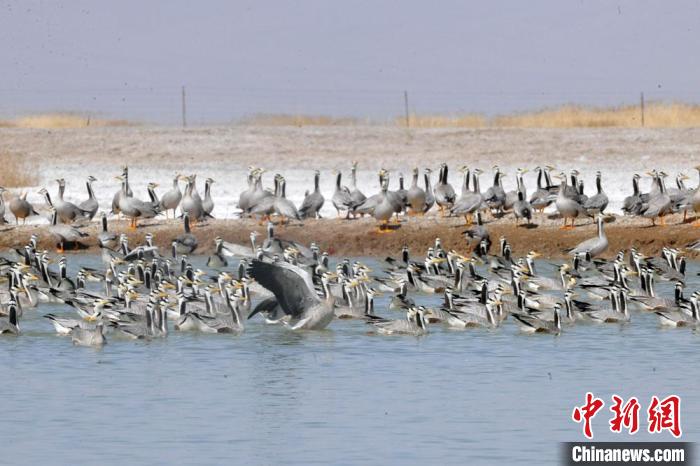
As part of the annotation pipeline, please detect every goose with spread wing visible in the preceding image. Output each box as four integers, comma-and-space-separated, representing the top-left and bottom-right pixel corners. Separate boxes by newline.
248, 260, 337, 330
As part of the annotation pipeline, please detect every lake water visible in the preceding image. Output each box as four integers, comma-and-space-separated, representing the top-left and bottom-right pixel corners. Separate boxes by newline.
1, 255, 698, 465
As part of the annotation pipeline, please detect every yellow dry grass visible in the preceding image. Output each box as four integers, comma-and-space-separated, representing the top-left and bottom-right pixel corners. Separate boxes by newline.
0, 113, 133, 129
239, 113, 363, 126
0, 151, 38, 187
399, 113, 486, 128
244, 103, 700, 128
492, 103, 700, 128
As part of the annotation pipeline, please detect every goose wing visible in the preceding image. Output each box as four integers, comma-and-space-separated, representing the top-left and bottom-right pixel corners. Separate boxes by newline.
248, 260, 320, 318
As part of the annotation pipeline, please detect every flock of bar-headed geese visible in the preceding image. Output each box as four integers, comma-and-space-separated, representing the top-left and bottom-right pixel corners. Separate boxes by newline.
0, 163, 698, 346
1, 164, 700, 242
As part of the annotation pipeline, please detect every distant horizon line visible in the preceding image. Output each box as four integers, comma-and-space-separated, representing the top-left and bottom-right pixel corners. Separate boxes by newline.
3, 100, 700, 129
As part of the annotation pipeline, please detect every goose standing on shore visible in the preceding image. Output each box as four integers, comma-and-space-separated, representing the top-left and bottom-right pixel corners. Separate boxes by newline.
117, 176, 160, 228
451, 168, 483, 225
332, 171, 356, 219
349, 161, 367, 208
273, 176, 301, 224
584, 171, 609, 216
484, 166, 507, 215
160, 174, 182, 219
555, 172, 591, 229
250, 175, 278, 222
7, 191, 38, 225
202, 178, 215, 217
505, 168, 527, 212
181, 175, 205, 222
622, 174, 643, 215
529, 166, 553, 213
111, 166, 132, 217
298, 170, 325, 219
374, 177, 396, 232
434, 163, 456, 214
0, 187, 8, 224
690, 166, 700, 225
513, 189, 533, 226
237, 168, 257, 216
406, 167, 427, 214
55, 178, 91, 223
423, 169, 435, 213
78, 176, 99, 220
639, 171, 672, 226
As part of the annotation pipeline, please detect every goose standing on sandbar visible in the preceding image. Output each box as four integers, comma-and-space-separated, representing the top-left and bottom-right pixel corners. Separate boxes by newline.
202, 177, 215, 217
160, 174, 182, 219
406, 167, 427, 214
298, 170, 325, 219
434, 163, 456, 215
55, 178, 91, 223
78, 176, 99, 220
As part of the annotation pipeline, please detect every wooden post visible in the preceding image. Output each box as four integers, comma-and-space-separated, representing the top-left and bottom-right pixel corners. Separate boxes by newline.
640, 92, 645, 127
404, 90, 410, 128
181, 85, 187, 128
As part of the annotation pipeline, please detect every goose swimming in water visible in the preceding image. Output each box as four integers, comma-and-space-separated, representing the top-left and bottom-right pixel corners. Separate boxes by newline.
567, 215, 608, 258
46, 207, 88, 252
513, 303, 562, 335
0, 301, 20, 335
71, 323, 106, 347
368, 307, 429, 336
248, 260, 337, 330
172, 213, 198, 256
98, 212, 119, 250
206, 236, 228, 268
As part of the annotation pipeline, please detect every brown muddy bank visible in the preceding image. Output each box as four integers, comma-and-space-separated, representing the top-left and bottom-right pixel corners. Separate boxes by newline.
1, 213, 698, 259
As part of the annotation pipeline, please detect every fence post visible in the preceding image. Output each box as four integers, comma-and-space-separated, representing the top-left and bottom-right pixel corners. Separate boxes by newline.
640, 92, 645, 127
404, 90, 410, 128
181, 86, 187, 128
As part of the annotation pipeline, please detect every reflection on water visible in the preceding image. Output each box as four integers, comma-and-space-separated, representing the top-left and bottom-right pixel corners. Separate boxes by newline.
0, 255, 698, 465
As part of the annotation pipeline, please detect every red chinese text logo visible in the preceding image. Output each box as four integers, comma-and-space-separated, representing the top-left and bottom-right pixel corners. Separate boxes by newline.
572, 394, 681, 439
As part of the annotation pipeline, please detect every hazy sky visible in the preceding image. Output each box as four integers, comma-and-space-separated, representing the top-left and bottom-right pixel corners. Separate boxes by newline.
1, 0, 699, 122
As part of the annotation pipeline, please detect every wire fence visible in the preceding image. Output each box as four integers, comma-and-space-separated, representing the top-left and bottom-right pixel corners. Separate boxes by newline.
0, 86, 699, 126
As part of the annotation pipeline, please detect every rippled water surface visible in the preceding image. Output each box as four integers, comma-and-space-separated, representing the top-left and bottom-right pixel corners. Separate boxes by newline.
1, 255, 698, 465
